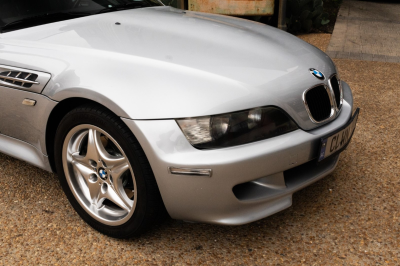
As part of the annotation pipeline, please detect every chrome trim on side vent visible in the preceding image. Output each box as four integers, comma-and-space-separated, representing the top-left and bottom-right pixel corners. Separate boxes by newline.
0, 65, 51, 93
0, 74, 40, 86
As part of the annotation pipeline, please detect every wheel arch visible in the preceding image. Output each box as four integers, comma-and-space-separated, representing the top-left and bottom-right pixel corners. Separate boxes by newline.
46, 97, 125, 173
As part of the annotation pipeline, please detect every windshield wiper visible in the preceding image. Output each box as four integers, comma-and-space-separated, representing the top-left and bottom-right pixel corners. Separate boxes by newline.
0, 12, 90, 33
96, 2, 150, 14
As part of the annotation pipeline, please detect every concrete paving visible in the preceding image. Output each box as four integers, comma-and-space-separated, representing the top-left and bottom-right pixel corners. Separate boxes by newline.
327, 0, 400, 63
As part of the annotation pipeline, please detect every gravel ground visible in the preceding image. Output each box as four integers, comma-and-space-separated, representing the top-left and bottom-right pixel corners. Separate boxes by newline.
1, 34, 399, 265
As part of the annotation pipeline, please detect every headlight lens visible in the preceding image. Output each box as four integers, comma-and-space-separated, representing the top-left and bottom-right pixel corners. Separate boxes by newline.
177, 106, 298, 149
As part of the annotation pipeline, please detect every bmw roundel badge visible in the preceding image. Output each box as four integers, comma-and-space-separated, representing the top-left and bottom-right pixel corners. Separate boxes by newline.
310, 68, 325, 80
99, 168, 108, 180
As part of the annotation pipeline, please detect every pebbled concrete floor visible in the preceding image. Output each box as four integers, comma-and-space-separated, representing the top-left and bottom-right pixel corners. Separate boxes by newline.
0, 34, 399, 265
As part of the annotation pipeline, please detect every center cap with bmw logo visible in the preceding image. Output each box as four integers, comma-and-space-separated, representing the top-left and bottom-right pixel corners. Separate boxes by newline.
98, 168, 108, 180
310, 68, 325, 80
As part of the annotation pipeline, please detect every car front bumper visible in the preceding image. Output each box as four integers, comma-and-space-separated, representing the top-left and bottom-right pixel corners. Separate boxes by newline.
122, 82, 355, 225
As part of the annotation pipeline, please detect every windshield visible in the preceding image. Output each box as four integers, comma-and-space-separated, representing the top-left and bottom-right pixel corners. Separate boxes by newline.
0, 0, 163, 31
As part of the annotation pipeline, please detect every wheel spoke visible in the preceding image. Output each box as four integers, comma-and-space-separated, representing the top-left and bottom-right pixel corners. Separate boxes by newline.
72, 160, 95, 180
110, 159, 130, 181
110, 160, 133, 208
93, 190, 106, 209
71, 152, 87, 166
104, 185, 131, 212
86, 128, 126, 169
72, 160, 101, 204
99, 151, 126, 169
69, 130, 88, 155
86, 128, 102, 163
89, 182, 103, 207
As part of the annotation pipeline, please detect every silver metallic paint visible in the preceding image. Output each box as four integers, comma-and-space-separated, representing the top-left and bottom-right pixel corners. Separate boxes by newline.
0, 6, 356, 225
0, 86, 58, 153
120, 83, 353, 224
0, 7, 336, 130
0, 133, 52, 171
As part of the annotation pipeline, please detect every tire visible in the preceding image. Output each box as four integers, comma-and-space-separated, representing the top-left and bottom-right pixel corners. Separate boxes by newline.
54, 103, 165, 238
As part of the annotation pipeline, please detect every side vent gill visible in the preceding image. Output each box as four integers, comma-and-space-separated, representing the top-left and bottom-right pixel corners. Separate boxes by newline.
0, 71, 39, 88
0, 65, 51, 93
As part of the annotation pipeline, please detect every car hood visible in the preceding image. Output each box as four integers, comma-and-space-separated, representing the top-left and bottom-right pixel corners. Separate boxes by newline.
0, 7, 338, 129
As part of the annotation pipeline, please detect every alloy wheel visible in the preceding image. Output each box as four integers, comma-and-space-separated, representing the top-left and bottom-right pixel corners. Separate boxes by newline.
62, 124, 137, 226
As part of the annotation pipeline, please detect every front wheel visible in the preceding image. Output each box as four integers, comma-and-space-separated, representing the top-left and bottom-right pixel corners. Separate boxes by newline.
54, 104, 165, 238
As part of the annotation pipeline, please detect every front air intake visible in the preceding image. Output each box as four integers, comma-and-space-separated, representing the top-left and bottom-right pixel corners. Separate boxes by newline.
304, 85, 332, 122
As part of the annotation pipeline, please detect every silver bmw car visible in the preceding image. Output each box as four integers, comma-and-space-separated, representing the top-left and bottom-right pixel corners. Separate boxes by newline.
0, 0, 359, 238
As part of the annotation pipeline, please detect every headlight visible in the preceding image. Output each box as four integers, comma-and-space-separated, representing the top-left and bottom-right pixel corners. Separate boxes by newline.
176, 106, 298, 149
